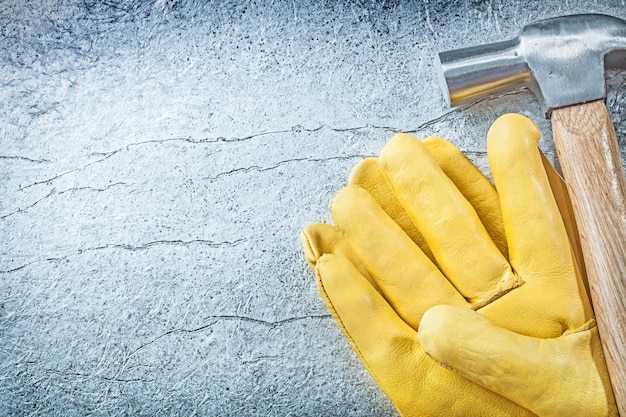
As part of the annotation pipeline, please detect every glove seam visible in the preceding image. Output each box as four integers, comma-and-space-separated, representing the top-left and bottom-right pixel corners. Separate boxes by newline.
562, 318, 597, 335
472, 274, 525, 311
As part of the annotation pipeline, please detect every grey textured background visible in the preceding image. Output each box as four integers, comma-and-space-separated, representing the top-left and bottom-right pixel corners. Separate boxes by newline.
1, 1, 625, 415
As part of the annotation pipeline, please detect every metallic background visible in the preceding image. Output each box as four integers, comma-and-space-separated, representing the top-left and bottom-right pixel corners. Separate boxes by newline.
2, 1, 625, 415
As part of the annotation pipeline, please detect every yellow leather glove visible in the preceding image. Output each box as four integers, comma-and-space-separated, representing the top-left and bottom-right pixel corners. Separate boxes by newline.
301, 114, 617, 417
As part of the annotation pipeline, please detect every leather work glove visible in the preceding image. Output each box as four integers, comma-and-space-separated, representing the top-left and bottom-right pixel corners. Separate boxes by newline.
300, 114, 617, 417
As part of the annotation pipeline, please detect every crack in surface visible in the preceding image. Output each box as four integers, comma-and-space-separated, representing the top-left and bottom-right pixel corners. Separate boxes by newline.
110, 314, 332, 382
10, 126, 335, 190
87, 124, 384, 158
0, 155, 50, 163
43, 368, 150, 384
0, 238, 248, 274
2, 182, 131, 219
6, 100, 511, 192
9, 109, 490, 191
18, 151, 121, 190
206, 154, 373, 180
90, 127, 313, 157
109, 314, 332, 379
129, 314, 333, 357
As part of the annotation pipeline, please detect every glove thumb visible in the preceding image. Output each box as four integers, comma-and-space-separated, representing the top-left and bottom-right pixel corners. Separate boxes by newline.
418, 305, 616, 417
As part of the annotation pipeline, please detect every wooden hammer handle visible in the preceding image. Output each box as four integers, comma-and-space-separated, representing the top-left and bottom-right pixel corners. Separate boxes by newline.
552, 100, 626, 416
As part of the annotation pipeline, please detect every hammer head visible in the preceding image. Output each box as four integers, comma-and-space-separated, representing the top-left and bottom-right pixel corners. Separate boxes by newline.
437, 14, 626, 116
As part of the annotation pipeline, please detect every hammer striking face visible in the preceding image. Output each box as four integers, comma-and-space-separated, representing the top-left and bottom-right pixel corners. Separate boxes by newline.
437, 13, 626, 115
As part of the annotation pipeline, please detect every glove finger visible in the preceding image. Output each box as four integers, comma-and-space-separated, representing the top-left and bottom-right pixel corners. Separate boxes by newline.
318, 254, 536, 417
423, 136, 508, 258
348, 157, 435, 262
487, 114, 576, 280
419, 304, 617, 417
379, 133, 519, 307
300, 222, 376, 289
315, 253, 421, 388
348, 141, 508, 261
331, 185, 467, 329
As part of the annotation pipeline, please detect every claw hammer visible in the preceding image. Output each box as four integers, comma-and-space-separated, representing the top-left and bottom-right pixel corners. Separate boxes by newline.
437, 13, 626, 415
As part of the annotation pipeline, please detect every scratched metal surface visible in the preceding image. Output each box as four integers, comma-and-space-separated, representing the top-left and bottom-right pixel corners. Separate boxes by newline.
1, 1, 625, 415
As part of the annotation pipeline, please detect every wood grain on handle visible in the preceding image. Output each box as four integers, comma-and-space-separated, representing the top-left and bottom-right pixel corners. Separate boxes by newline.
551, 100, 626, 417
